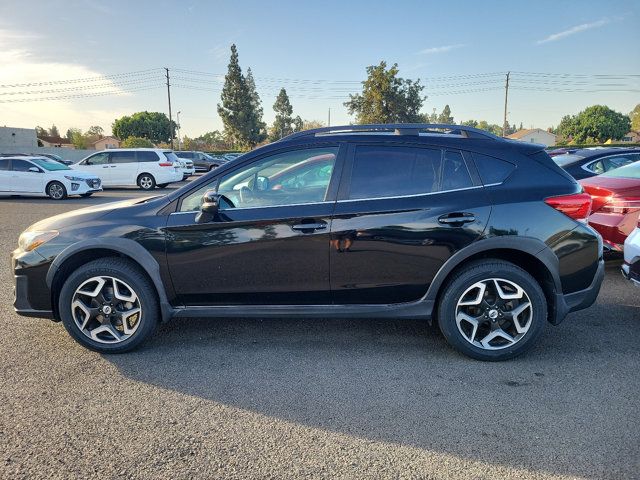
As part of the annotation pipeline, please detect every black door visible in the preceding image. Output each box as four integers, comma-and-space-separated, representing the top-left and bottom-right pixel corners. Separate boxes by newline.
330, 143, 491, 304
165, 145, 344, 306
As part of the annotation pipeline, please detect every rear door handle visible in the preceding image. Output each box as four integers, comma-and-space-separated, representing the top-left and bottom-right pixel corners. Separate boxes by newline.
292, 222, 327, 232
438, 213, 476, 225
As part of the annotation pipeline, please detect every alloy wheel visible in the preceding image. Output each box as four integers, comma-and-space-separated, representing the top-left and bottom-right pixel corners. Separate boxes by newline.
139, 176, 153, 189
455, 278, 532, 350
49, 183, 64, 199
71, 275, 142, 344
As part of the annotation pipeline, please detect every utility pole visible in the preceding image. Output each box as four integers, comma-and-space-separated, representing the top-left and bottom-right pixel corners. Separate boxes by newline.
176, 111, 181, 150
502, 71, 510, 137
165, 67, 174, 149
328, 108, 331, 127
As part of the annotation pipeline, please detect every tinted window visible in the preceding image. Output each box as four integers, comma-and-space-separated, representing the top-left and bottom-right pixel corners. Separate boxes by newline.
587, 160, 605, 174
601, 154, 640, 171
109, 151, 137, 164
553, 154, 584, 167
0, 159, 9, 170
176, 152, 194, 159
348, 145, 441, 200
441, 151, 473, 190
12, 159, 36, 172
180, 147, 338, 212
472, 152, 516, 184
137, 151, 159, 162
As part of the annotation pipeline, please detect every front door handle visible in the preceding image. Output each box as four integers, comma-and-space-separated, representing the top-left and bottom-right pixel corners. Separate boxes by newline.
292, 222, 327, 232
438, 213, 476, 225
102, 165, 109, 168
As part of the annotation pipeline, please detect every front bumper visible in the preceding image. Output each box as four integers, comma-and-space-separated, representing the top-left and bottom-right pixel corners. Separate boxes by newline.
553, 258, 605, 324
13, 274, 54, 319
621, 262, 640, 286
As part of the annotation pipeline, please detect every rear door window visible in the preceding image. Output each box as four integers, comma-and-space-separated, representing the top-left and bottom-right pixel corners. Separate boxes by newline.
471, 152, 516, 185
12, 159, 36, 172
109, 151, 137, 164
137, 151, 159, 162
347, 145, 442, 200
0, 159, 9, 170
601, 154, 640, 172
441, 150, 473, 190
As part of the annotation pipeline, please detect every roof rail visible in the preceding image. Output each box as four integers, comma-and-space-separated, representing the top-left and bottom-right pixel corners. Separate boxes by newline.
279, 123, 501, 142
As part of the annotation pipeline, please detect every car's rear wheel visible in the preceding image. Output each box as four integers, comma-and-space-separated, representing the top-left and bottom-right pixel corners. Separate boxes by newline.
137, 173, 156, 190
47, 181, 67, 200
59, 258, 159, 353
437, 259, 546, 361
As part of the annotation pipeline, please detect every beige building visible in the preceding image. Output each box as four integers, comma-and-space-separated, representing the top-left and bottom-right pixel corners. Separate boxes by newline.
506, 128, 557, 147
91, 136, 121, 150
620, 131, 640, 143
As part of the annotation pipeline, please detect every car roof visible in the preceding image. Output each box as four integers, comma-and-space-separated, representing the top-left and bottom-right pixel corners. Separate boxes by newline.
573, 147, 640, 158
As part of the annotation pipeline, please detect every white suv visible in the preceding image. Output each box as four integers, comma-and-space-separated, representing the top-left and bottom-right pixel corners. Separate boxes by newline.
0, 156, 101, 199
73, 149, 183, 190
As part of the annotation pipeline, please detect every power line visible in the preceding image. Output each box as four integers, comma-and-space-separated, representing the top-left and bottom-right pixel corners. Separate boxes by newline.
0, 85, 164, 103
0, 68, 164, 89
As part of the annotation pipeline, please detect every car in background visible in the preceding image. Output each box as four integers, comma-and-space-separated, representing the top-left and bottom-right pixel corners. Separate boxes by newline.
72, 148, 183, 190
553, 148, 640, 180
621, 226, 640, 285
580, 161, 640, 251
176, 151, 228, 172
34, 152, 73, 166
547, 147, 578, 157
223, 152, 243, 162
176, 158, 195, 180
0, 156, 101, 199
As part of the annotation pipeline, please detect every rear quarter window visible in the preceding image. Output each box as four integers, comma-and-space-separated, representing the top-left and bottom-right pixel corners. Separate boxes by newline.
471, 152, 516, 185
137, 151, 160, 162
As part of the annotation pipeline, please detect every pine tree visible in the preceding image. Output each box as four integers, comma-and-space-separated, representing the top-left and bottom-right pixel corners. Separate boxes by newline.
437, 105, 454, 124
217, 44, 265, 149
269, 88, 295, 140
49, 125, 60, 137
245, 68, 267, 144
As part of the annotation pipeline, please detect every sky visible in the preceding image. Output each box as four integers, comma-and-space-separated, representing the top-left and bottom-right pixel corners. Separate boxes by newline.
0, 0, 638, 138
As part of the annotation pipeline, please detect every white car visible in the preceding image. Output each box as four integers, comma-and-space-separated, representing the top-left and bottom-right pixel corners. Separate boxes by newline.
622, 227, 640, 286
72, 148, 183, 190
178, 158, 195, 179
0, 156, 101, 200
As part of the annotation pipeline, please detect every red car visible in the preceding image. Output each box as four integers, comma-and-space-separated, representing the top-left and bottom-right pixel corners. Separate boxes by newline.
580, 161, 640, 251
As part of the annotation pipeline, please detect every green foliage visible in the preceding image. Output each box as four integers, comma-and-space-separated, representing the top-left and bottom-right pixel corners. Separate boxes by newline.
269, 88, 295, 140
65, 128, 81, 141
182, 130, 233, 151
630, 104, 640, 131
462, 119, 503, 135
35, 126, 47, 138
556, 105, 631, 144
437, 105, 454, 124
49, 125, 60, 137
344, 61, 425, 124
302, 120, 325, 130
112, 111, 176, 144
71, 130, 89, 149
87, 125, 104, 137
121, 136, 154, 148
217, 45, 266, 150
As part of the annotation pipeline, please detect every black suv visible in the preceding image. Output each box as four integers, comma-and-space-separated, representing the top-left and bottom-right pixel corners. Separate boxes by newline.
12, 124, 604, 360
553, 148, 640, 180
175, 151, 228, 172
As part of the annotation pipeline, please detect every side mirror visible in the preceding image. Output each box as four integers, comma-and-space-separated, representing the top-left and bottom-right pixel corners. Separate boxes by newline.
256, 175, 269, 191
28, 166, 41, 173
195, 190, 220, 223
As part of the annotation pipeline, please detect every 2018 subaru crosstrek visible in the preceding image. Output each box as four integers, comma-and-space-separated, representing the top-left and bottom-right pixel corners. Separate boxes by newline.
12, 124, 604, 361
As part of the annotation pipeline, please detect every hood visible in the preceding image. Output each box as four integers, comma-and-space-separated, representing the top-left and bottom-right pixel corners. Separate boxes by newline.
27, 195, 161, 231
53, 168, 97, 179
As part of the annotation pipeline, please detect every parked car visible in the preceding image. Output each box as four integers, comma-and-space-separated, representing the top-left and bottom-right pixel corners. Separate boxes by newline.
12, 124, 604, 361
223, 152, 243, 162
0, 156, 101, 199
553, 148, 640, 180
621, 226, 640, 285
34, 153, 73, 166
580, 161, 640, 251
176, 151, 228, 172
72, 149, 183, 190
176, 158, 195, 180
547, 147, 578, 157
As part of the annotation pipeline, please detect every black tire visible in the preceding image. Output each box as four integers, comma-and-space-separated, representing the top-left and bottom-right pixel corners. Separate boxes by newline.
80, 192, 93, 198
437, 259, 546, 361
58, 258, 159, 353
157, 183, 168, 188
137, 173, 156, 190
209, 165, 218, 171
47, 181, 67, 200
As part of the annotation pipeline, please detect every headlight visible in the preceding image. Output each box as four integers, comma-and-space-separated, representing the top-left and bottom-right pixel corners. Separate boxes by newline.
64, 175, 84, 182
18, 230, 58, 252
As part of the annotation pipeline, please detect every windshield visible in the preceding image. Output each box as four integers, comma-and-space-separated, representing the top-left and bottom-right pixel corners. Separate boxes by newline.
31, 157, 70, 171
553, 154, 585, 167
601, 161, 640, 179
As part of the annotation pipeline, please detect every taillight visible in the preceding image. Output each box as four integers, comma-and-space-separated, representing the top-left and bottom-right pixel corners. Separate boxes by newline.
158, 162, 173, 167
544, 192, 592, 222
598, 197, 640, 215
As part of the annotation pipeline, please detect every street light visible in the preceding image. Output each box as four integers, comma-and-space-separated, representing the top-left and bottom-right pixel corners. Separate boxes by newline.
176, 111, 182, 150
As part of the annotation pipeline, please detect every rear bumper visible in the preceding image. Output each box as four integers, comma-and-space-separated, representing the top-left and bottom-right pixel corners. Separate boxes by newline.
552, 259, 605, 324
13, 274, 54, 319
621, 262, 640, 286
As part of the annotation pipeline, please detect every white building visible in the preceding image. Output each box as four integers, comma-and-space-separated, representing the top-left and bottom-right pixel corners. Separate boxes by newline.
506, 128, 557, 147
0, 127, 38, 149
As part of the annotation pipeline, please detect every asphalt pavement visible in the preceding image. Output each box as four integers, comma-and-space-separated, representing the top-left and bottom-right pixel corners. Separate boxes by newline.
0, 185, 638, 479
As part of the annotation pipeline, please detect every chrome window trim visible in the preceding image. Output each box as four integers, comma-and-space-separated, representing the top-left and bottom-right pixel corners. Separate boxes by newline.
170, 200, 333, 215
337, 184, 488, 203
581, 153, 640, 174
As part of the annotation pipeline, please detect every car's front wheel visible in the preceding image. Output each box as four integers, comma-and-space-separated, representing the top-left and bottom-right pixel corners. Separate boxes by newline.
47, 181, 67, 200
437, 259, 546, 361
137, 173, 156, 190
58, 258, 159, 353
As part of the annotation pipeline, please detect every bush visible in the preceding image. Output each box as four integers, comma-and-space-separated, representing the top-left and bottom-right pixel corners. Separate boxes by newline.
121, 136, 154, 148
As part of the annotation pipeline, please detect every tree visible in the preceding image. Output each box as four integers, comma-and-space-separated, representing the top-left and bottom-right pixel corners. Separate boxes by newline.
121, 136, 154, 148
65, 128, 81, 141
557, 105, 631, 144
35, 126, 47, 138
344, 61, 425, 124
245, 68, 267, 144
630, 104, 640, 131
217, 44, 265, 149
49, 125, 60, 137
302, 120, 325, 130
112, 111, 176, 144
269, 88, 295, 140
437, 105, 454, 124
87, 125, 104, 138
461, 120, 478, 128
71, 130, 89, 149
293, 115, 304, 132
